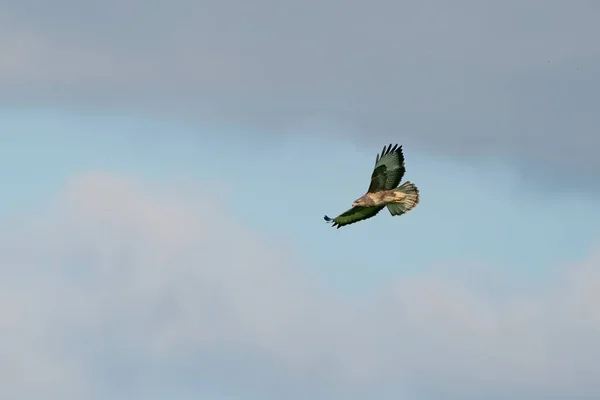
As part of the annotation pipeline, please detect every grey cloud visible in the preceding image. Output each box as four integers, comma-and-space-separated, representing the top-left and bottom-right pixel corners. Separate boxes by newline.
2, 172, 600, 399
1, 0, 599, 186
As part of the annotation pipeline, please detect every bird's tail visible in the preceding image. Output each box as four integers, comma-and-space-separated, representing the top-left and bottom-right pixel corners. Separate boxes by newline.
386, 181, 420, 216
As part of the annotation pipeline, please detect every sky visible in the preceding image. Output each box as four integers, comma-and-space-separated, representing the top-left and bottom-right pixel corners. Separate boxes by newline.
1, 1, 600, 399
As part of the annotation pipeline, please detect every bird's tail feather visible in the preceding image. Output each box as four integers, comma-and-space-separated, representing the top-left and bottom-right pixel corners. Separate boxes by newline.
387, 181, 419, 216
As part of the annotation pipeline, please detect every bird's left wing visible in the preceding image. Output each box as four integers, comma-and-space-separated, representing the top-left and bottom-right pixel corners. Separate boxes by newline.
324, 205, 385, 229
367, 143, 406, 193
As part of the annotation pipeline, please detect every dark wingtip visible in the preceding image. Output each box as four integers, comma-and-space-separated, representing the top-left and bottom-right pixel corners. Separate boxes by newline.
324, 215, 341, 228
379, 143, 403, 157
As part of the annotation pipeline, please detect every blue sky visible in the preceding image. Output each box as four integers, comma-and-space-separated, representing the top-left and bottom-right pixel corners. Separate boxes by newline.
2, 1, 600, 399
2, 111, 600, 400
2, 110, 598, 294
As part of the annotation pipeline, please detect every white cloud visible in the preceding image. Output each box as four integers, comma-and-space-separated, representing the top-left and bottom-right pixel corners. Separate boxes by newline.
1, 171, 599, 399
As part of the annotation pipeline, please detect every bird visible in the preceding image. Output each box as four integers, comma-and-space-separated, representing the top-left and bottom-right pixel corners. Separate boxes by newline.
324, 143, 420, 229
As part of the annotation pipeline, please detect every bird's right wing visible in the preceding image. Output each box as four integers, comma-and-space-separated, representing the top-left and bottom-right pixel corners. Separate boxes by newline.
367, 143, 406, 193
324, 205, 385, 229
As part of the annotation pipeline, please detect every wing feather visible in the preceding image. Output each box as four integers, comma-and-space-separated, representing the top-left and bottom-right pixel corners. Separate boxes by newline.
324, 206, 385, 229
367, 143, 406, 193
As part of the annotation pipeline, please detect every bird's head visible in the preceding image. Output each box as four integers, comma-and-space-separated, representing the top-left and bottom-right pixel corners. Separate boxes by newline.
352, 197, 364, 207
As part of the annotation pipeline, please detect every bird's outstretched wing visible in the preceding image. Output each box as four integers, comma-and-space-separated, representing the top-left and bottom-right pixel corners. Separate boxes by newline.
367, 143, 406, 193
324, 205, 385, 229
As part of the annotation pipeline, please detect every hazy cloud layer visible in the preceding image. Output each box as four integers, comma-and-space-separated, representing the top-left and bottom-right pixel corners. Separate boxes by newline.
1, 1, 599, 186
2, 172, 599, 399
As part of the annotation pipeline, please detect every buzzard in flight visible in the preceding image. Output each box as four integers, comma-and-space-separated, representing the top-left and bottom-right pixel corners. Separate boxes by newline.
324, 144, 420, 228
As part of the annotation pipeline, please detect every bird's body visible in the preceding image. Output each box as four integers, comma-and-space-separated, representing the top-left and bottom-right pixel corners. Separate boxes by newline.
353, 188, 413, 207
324, 143, 420, 229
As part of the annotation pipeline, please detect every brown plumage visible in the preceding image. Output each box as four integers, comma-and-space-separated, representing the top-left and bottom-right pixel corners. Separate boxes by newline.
324, 144, 420, 228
